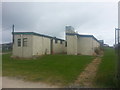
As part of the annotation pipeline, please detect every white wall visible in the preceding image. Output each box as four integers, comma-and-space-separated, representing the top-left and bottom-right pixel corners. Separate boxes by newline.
92, 39, 100, 52
13, 34, 66, 58
66, 35, 77, 55
22, 35, 33, 57
52, 39, 66, 54
32, 35, 51, 56
13, 34, 33, 58
77, 37, 93, 55
66, 34, 100, 56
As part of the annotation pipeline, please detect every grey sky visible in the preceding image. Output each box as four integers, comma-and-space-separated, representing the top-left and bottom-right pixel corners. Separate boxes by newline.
2, 2, 118, 46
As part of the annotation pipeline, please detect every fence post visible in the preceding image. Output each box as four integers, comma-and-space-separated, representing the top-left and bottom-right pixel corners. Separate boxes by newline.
115, 28, 120, 87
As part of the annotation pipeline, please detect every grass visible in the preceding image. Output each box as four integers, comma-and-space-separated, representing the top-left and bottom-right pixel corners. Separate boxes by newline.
94, 47, 117, 88
2, 50, 12, 53
2, 54, 94, 85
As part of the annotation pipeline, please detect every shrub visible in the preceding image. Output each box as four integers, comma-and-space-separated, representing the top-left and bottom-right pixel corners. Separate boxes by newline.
94, 47, 101, 55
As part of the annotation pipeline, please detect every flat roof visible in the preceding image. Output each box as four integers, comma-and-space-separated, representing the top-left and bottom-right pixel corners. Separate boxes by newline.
66, 33, 100, 43
13, 32, 65, 41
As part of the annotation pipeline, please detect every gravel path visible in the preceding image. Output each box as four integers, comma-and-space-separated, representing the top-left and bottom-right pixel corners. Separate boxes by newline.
2, 77, 58, 88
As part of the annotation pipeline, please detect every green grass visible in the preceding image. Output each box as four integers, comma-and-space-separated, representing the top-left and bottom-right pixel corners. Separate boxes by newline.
94, 47, 117, 88
2, 54, 94, 85
2, 50, 12, 53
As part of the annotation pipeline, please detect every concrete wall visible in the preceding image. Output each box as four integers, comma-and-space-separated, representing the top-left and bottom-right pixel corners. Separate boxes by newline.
92, 39, 100, 53
52, 39, 66, 54
13, 31, 100, 57
66, 35, 77, 55
13, 34, 33, 58
66, 32, 100, 55
93, 39, 100, 48
13, 33, 66, 58
77, 36, 93, 55
77, 37, 100, 55
32, 35, 51, 56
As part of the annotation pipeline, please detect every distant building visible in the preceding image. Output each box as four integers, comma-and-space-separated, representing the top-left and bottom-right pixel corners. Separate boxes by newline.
66, 26, 100, 55
103, 44, 109, 47
12, 32, 66, 58
1, 43, 12, 52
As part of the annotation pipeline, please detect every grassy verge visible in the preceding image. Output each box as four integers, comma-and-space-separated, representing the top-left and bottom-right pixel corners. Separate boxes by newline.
2, 50, 12, 53
94, 47, 117, 88
2, 54, 94, 86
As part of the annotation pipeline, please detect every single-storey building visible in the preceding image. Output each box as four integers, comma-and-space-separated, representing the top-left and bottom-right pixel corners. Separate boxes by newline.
12, 26, 101, 58
66, 26, 100, 55
12, 32, 66, 58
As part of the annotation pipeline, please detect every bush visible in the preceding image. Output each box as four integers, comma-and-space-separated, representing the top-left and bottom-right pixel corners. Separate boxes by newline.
94, 47, 101, 55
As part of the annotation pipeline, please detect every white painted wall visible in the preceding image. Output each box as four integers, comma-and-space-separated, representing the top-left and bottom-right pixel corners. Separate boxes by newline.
92, 39, 100, 52
66, 34, 100, 55
13, 35, 22, 57
13, 33, 67, 58
66, 35, 77, 55
52, 39, 66, 54
42, 37, 51, 55
13, 31, 100, 58
22, 35, 33, 57
13, 34, 33, 58
32, 35, 51, 56
77, 37, 93, 55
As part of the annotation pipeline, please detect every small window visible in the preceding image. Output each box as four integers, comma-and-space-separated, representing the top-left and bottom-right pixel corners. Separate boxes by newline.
65, 42, 67, 47
55, 39, 57, 43
23, 38, 27, 47
18, 39, 21, 47
60, 40, 62, 44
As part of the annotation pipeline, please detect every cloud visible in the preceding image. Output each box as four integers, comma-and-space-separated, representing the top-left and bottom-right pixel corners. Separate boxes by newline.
2, 2, 118, 45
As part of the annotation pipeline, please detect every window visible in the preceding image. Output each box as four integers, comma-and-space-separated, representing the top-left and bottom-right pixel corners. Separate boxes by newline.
23, 38, 27, 47
55, 39, 58, 43
60, 40, 62, 44
18, 39, 21, 47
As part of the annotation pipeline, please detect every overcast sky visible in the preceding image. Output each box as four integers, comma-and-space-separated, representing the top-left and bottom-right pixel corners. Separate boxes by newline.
2, 2, 118, 46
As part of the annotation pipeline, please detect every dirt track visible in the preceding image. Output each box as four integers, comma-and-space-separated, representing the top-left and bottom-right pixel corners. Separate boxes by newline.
2, 77, 58, 88
73, 57, 101, 88
1, 57, 101, 88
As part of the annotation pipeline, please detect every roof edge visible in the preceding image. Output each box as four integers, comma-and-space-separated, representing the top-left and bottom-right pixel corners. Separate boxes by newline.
66, 33, 100, 43
12, 32, 65, 41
